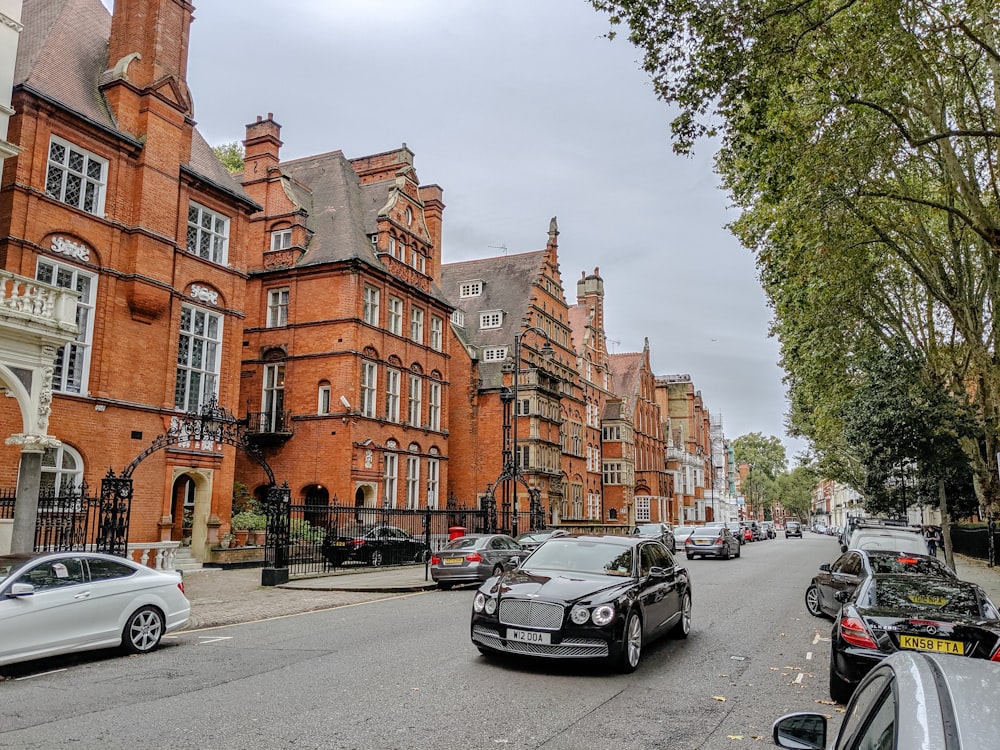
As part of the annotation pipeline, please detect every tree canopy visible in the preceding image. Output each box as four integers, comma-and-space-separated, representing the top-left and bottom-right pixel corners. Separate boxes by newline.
590, 0, 1000, 515
212, 141, 245, 173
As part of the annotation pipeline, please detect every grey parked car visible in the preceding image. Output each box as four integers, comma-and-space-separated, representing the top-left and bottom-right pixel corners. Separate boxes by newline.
684, 525, 741, 560
430, 534, 524, 589
772, 650, 1000, 750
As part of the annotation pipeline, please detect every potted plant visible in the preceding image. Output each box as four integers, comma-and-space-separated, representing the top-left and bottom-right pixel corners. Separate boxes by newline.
230, 512, 256, 547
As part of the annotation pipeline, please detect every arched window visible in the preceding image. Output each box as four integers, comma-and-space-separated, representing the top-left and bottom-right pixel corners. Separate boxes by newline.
39, 444, 83, 494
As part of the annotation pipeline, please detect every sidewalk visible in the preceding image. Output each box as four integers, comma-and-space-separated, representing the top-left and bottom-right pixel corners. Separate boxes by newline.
180, 564, 439, 630
952, 553, 1000, 603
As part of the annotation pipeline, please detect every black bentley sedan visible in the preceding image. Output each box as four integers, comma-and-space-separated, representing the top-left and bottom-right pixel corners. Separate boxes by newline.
828, 573, 1000, 703
470, 535, 692, 672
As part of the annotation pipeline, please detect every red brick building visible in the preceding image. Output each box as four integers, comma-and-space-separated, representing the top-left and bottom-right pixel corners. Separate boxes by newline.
608, 340, 673, 524
235, 116, 454, 514
1, 0, 259, 557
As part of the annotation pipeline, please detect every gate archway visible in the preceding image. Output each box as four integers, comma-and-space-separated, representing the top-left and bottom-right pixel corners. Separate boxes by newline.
100, 396, 285, 559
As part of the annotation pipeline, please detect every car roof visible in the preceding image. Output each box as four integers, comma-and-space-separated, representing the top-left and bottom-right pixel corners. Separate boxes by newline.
555, 534, 644, 548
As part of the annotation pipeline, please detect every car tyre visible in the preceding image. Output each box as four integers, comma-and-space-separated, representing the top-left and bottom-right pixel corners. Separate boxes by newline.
722, 545, 731, 560
686, 552, 695, 560
370, 550, 384, 567
669, 592, 692, 639
437, 581, 453, 590
829, 659, 854, 704
122, 606, 165, 654
615, 610, 643, 673
491, 564, 504, 578
735, 543, 741, 558
805, 585, 824, 618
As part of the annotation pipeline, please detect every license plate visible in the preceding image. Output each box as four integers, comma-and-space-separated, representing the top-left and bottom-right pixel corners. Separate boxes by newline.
507, 629, 551, 644
695, 540, 710, 545
332, 541, 347, 546
899, 635, 963, 654
443, 557, 463, 565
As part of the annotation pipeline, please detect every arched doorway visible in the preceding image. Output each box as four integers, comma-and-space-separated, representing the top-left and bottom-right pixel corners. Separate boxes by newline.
170, 474, 195, 542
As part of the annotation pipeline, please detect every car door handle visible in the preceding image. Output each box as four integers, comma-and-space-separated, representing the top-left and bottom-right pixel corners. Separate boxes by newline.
74, 591, 92, 600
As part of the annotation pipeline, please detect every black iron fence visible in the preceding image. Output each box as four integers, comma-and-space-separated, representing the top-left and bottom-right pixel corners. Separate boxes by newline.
0, 483, 108, 551
950, 523, 998, 566
284, 503, 494, 576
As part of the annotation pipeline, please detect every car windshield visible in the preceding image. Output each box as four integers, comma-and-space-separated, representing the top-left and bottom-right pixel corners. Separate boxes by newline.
690, 527, 722, 538
867, 553, 954, 577
443, 536, 484, 550
634, 524, 663, 535
525, 540, 634, 576
0, 555, 33, 584
869, 577, 985, 617
674, 526, 696, 537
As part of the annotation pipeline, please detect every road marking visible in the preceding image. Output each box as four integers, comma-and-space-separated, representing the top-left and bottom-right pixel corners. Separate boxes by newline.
15, 668, 67, 681
198, 636, 234, 645
794, 673, 804, 684
806, 651, 813, 660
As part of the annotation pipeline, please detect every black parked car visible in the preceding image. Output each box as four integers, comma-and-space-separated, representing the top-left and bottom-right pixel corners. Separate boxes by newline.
805, 549, 956, 619
828, 573, 1000, 703
632, 523, 677, 553
471, 535, 692, 672
322, 524, 428, 567
785, 521, 802, 538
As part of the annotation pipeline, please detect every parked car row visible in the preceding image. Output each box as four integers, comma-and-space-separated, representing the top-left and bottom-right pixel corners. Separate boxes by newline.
801, 524, 999, 710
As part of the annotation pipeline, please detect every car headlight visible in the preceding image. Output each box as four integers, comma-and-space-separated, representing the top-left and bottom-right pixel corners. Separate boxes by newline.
473, 592, 487, 612
591, 604, 615, 626
570, 605, 590, 625
484, 597, 497, 615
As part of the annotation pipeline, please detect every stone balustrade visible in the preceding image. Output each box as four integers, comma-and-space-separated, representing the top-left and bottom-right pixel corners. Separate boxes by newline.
0, 270, 79, 333
126, 541, 180, 571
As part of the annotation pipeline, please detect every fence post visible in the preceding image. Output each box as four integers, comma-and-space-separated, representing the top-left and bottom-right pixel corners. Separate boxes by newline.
262, 482, 291, 586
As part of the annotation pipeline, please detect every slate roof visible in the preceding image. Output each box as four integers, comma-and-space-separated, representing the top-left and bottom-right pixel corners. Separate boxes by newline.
269, 151, 451, 306
609, 351, 644, 413
440, 251, 546, 387
15, 0, 254, 207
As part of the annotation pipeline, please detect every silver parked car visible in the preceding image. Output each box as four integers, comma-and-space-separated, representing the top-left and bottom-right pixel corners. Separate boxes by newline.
430, 534, 524, 589
632, 523, 677, 553
773, 650, 1000, 749
684, 525, 741, 560
0, 551, 190, 667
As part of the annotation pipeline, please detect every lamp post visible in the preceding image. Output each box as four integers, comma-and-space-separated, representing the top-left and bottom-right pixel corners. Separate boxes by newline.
504, 326, 554, 537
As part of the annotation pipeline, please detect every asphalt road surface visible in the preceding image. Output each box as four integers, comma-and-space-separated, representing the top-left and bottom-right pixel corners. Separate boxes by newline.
0, 533, 846, 750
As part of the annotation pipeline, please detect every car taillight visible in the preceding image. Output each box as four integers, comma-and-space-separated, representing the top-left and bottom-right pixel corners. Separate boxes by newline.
431, 555, 441, 565
840, 616, 878, 649
465, 552, 483, 562
177, 581, 185, 595
897, 557, 919, 565
991, 648, 1000, 663
352, 538, 365, 546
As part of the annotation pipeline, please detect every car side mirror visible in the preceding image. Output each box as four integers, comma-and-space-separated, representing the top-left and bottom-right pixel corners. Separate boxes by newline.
647, 566, 668, 579
772, 713, 826, 749
510, 557, 521, 567
835, 591, 850, 603
8, 582, 34, 597
840, 544, 848, 553
819, 563, 831, 572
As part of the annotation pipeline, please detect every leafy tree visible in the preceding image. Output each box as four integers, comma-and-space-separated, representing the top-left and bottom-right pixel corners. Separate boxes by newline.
732, 433, 786, 480
212, 141, 244, 173
588, 0, 1000, 515
773, 466, 818, 522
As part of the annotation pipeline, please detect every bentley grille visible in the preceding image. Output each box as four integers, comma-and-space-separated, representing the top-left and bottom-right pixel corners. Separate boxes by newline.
498, 599, 564, 630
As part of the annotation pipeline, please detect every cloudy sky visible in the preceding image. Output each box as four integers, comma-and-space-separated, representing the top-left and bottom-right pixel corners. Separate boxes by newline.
106, 0, 804, 460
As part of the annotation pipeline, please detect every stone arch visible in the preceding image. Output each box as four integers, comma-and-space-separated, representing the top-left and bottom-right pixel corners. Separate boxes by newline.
0, 364, 35, 435
354, 482, 377, 508
169, 467, 213, 553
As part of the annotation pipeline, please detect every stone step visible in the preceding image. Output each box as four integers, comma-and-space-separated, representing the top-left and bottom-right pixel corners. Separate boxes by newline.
172, 547, 204, 572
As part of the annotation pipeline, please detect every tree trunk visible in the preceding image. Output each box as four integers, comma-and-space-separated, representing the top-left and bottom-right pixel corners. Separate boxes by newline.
938, 478, 955, 572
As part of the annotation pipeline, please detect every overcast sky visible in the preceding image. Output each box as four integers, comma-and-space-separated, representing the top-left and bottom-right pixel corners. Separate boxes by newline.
103, 0, 805, 460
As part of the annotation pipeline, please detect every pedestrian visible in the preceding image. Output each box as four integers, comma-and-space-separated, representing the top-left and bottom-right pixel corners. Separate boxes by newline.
924, 525, 937, 557
932, 526, 943, 556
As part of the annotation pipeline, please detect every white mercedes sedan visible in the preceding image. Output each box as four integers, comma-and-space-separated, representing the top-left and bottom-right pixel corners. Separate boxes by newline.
0, 551, 190, 667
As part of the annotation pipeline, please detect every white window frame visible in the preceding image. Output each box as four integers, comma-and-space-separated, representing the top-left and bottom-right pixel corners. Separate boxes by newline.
261, 363, 286, 431
361, 361, 378, 418
430, 316, 443, 351
363, 285, 380, 326
45, 135, 107, 216
186, 201, 230, 265
270, 229, 292, 251
388, 297, 403, 335
406, 455, 420, 509
459, 280, 482, 298
588, 492, 601, 521
36, 258, 97, 395
408, 375, 422, 426
383, 452, 398, 507
603, 461, 623, 485
482, 346, 507, 362
428, 382, 441, 431
39, 444, 84, 495
479, 310, 503, 329
318, 385, 331, 415
385, 368, 401, 422
426, 458, 439, 509
451, 310, 465, 327
175, 304, 223, 411
635, 496, 651, 522
266, 287, 289, 328
410, 307, 424, 344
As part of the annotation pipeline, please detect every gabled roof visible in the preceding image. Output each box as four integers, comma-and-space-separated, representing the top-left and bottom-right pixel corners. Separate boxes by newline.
16, 0, 253, 206
609, 351, 644, 410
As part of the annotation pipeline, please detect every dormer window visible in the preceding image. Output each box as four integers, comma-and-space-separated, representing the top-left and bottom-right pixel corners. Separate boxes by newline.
460, 280, 483, 298
271, 229, 292, 251
479, 310, 503, 329
451, 310, 465, 327
483, 346, 508, 361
